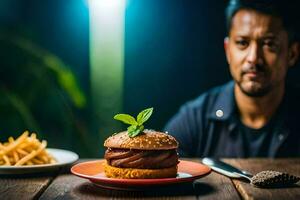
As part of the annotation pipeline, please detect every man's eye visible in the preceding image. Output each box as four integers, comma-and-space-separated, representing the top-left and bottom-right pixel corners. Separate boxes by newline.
235, 40, 248, 48
263, 41, 278, 51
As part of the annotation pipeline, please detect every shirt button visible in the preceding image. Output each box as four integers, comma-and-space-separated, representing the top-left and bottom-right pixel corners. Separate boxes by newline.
278, 134, 284, 141
216, 109, 224, 118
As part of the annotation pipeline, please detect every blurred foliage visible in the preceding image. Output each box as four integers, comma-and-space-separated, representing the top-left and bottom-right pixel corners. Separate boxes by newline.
0, 31, 98, 157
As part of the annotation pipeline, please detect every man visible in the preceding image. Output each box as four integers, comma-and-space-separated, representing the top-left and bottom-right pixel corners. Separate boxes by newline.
164, 0, 300, 158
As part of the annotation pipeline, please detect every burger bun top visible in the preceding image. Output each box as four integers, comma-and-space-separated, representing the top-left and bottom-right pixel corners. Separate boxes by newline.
104, 129, 178, 150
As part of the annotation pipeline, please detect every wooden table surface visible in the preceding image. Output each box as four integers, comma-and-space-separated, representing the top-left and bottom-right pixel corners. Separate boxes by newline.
0, 158, 299, 200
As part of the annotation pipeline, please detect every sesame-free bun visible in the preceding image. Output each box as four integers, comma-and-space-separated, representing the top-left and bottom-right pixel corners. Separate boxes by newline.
103, 161, 177, 179
104, 129, 178, 150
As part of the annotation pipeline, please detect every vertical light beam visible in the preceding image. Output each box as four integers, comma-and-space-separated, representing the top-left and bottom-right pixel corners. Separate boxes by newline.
89, 0, 125, 150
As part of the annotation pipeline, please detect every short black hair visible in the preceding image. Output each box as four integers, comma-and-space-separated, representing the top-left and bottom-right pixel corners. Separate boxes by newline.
226, 0, 299, 43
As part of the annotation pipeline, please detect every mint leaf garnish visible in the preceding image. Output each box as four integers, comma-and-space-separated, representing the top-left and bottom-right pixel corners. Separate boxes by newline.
137, 108, 153, 125
114, 114, 137, 125
114, 107, 153, 137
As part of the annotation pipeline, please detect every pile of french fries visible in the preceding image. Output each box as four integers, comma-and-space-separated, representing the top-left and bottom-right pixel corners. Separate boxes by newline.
0, 131, 56, 166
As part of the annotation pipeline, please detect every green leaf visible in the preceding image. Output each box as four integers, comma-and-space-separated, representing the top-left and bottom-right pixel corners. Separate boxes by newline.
15, 37, 87, 108
128, 129, 140, 137
127, 125, 144, 137
4, 90, 41, 133
114, 114, 137, 125
127, 124, 137, 132
127, 124, 138, 137
138, 124, 144, 132
137, 107, 153, 125
114, 107, 153, 137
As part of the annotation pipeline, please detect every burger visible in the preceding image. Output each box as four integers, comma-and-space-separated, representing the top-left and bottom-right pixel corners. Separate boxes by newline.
103, 129, 179, 179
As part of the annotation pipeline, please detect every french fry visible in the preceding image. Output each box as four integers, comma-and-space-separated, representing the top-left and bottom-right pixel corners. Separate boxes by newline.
17, 149, 29, 156
8, 137, 14, 143
19, 142, 32, 149
0, 131, 29, 157
26, 161, 33, 165
3, 155, 11, 166
39, 154, 50, 163
31, 133, 37, 140
0, 131, 56, 166
13, 151, 19, 162
15, 141, 46, 166
32, 158, 44, 165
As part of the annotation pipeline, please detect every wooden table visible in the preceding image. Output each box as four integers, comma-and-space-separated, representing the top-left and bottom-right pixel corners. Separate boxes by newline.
0, 159, 299, 200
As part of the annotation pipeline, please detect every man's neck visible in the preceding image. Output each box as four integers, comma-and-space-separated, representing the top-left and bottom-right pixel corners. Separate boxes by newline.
234, 84, 285, 129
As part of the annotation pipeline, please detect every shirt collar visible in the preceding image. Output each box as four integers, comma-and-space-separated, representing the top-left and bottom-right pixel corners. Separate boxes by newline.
208, 81, 236, 121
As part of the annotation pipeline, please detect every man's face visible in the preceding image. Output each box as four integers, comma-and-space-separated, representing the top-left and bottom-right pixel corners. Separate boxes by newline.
225, 9, 298, 97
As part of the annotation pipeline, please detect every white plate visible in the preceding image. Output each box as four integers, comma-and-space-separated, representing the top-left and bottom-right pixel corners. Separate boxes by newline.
0, 148, 79, 175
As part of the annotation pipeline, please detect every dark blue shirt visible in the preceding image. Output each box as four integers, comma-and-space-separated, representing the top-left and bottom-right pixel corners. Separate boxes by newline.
164, 81, 300, 158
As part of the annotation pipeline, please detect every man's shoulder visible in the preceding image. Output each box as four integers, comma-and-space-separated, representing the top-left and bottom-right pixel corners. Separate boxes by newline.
182, 81, 234, 112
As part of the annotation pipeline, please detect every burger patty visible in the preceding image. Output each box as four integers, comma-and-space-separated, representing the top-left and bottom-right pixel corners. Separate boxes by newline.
104, 148, 179, 169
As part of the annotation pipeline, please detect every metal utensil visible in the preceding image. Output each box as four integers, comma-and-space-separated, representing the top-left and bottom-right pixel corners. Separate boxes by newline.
202, 157, 300, 188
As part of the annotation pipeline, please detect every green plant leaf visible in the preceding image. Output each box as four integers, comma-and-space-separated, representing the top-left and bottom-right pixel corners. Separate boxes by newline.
138, 124, 144, 132
13, 36, 86, 108
127, 124, 140, 137
127, 125, 144, 137
114, 114, 137, 125
4, 89, 41, 133
137, 107, 153, 125
114, 107, 153, 137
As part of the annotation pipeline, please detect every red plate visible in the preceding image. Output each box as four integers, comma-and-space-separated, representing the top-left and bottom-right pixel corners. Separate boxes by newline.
71, 159, 211, 190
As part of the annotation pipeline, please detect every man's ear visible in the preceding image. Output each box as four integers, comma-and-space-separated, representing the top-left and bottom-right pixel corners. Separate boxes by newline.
224, 37, 230, 64
288, 42, 300, 68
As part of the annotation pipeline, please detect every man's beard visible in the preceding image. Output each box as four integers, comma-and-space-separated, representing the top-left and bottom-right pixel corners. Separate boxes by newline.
237, 64, 272, 97
236, 80, 272, 97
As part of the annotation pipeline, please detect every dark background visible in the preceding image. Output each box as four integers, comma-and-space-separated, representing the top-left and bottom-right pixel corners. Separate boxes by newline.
1, 0, 299, 156
124, 0, 230, 129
